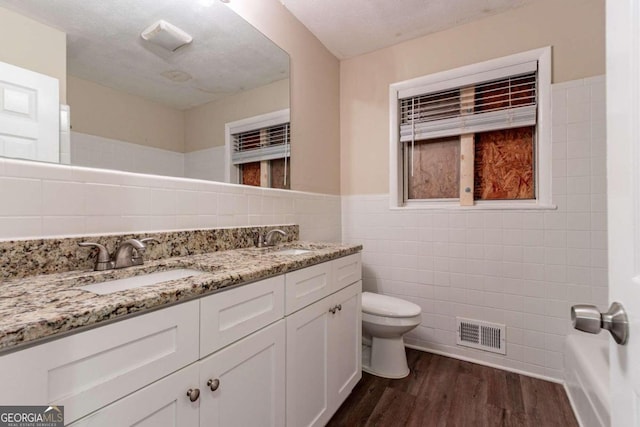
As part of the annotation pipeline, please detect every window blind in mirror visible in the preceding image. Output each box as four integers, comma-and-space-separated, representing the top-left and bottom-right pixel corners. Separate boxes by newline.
232, 123, 290, 165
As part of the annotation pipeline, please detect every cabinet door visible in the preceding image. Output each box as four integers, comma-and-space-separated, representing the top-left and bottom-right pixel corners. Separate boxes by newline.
199, 320, 285, 427
70, 363, 200, 427
286, 297, 332, 427
328, 281, 362, 411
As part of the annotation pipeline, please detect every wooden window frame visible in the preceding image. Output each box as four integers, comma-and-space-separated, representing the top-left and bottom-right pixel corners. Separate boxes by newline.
389, 47, 554, 210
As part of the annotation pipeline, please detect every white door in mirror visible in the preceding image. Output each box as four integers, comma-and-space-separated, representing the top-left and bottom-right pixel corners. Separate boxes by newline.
0, 60, 60, 163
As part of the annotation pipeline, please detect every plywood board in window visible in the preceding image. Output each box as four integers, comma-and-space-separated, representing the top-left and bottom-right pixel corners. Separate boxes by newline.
408, 137, 460, 199
474, 126, 534, 200
241, 162, 261, 187
270, 158, 290, 189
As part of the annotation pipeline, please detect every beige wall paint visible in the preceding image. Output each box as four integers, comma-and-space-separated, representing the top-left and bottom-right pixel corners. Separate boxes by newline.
67, 76, 185, 152
185, 78, 289, 152
0, 6, 66, 103
340, 0, 605, 195
228, 1, 341, 195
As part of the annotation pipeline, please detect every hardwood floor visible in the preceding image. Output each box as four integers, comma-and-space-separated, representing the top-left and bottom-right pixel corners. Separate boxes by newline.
328, 349, 578, 427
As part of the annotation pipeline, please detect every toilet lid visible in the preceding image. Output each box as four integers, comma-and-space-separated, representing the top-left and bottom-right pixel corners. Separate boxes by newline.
361, 292, 422, 318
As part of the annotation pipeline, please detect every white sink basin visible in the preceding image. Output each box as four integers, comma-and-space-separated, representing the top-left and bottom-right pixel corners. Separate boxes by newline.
78, 268, 205, 295
271, 249, 312, 255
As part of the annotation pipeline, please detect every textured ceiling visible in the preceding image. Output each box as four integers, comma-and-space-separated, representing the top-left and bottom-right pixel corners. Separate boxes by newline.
280, 0, 540, 59
0, 0, 289, 110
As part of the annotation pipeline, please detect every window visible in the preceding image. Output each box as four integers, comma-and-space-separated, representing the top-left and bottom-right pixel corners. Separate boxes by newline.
225, 109, 290, 189
389, 48, 552, 209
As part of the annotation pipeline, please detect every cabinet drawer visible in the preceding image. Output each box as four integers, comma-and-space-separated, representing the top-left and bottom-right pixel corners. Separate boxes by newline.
332, 253, 362, 292
200, 276, 284, 357
285, 261, 333, 314
0, 300, 199, 425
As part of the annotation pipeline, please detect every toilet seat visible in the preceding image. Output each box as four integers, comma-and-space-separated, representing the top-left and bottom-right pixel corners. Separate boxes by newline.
362, 292, 421, 318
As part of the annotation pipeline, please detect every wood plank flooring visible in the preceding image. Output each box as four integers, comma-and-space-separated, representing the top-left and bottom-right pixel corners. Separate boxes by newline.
327, 349, 578, 427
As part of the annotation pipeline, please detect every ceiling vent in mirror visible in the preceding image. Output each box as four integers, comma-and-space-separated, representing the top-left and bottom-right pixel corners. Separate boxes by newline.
141, 20, 193, 51
161, 70, 193, 82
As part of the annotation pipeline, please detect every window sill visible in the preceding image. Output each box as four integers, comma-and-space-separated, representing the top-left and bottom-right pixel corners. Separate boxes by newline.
391, 200, 557, 211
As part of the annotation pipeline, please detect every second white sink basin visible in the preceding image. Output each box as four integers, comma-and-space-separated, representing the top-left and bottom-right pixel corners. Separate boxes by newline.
271, 249, 312, 255
78, 268, 205, 295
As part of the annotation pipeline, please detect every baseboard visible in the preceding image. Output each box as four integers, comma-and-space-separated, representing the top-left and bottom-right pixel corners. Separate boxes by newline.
404, 343, 564, 385
563, 382, 586, 427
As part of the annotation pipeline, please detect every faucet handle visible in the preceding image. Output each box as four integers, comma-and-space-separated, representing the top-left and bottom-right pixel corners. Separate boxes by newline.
257, 233, 267, 248
78, 242, 110, 262
78, 242, 112, 271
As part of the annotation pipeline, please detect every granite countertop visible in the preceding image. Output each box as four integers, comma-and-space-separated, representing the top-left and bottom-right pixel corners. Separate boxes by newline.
0, 241, 362, 353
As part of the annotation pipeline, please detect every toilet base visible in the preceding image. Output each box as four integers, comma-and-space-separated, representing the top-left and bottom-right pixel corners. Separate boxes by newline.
362, 336, 410, 379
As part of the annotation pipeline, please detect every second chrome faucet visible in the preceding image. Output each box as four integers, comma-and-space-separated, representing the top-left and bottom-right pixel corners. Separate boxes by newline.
79, 237, 159, 271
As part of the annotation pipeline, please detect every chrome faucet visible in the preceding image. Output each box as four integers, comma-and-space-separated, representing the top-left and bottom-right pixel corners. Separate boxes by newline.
79, 237, 159, 271
258, 229, 287, 248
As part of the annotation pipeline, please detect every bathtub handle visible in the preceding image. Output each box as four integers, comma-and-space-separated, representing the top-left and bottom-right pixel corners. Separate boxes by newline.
571, 302, 629, 345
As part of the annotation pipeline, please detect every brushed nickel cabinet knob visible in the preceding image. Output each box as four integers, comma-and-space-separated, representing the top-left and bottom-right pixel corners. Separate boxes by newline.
207, 378, 220, 392
187, 388, 200, 402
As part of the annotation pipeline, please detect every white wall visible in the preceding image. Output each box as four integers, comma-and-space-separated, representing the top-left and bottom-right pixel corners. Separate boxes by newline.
0, 158, 341, 242
342, 76, 607, 381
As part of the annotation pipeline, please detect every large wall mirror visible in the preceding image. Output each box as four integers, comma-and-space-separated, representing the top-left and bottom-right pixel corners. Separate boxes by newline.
0, 0, 291, 188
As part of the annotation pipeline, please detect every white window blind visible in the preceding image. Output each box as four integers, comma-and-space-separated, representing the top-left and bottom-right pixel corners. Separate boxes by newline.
232, 122, 290, 165
399, 66, 537, 142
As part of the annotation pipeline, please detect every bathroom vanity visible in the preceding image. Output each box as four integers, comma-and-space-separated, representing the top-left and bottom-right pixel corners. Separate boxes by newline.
0, 235, 362, 427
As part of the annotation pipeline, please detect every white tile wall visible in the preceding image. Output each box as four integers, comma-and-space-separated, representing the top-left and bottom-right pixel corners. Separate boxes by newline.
71, 132, 185, 178
184, 146, 226, 182
0, 159, 341, 242
342, 76, 607, 381
71, 133, 228, 185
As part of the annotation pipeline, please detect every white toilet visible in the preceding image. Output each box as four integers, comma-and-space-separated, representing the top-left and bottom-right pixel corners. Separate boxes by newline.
361, 292, 422, 379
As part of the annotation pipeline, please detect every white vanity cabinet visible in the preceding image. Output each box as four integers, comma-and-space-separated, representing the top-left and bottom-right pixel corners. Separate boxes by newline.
0, 251, 362, 427
71, 321, 286, 427
69, 276, 286, 427
286, 254, 362, 427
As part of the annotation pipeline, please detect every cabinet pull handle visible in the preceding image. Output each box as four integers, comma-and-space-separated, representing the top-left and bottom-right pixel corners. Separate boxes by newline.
329, 306, 337, 314
187, 388, 200, 402
336, 304, 342, 311
207, 378, 220, 392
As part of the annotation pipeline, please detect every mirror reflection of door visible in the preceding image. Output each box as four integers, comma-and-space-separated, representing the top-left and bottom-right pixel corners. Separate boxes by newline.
0, 61, 59, 163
